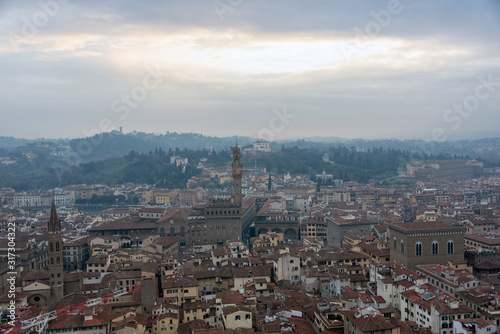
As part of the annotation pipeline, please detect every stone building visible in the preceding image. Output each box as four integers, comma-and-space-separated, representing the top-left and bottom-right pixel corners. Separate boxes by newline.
301, 216, 327, 243
88, 217, 157, 237
327, 217, 373, 247
407, 160, 482, 180
47, 201, 64, 310
188, 142, 255, 246
253, 197, 300, 241
389, 220, 466, 270
63, 237, 89, 271
157, 208, 189, 236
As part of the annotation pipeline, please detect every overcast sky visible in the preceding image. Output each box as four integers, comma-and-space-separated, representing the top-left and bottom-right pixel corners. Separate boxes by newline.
1, 0, 499, 140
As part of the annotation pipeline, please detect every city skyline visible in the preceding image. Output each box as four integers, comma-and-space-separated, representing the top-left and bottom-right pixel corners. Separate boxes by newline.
1, 1, 499, 140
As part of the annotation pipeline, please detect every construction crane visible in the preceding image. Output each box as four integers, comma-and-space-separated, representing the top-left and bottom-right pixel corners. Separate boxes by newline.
1, 285, 141, 334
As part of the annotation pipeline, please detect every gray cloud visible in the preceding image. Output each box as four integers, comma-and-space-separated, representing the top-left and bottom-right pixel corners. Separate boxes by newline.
0, 0, 499, 140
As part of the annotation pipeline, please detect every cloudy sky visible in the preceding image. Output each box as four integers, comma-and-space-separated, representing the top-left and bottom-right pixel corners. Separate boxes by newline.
1, 0, 499, 140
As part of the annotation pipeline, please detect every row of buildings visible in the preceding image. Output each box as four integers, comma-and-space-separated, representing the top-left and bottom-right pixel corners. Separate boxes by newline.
2, 144, 500, 333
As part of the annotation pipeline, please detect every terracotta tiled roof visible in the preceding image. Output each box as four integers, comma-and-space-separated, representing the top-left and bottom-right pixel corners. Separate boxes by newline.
217, 290, 244, 305
21, 270, 49, 282
177, 319, 209, 334
86, 256, 108, 264
231, 265, 271, 278
89, 218, 156, 231
212, 247, 231, 257
162, 275, 198, 289
64, 271, 83, 283
55, 293, 87, 311
433, 301, 473, 315
194, 267, 232, 279
138, 207, 166, 214
223, 305, 252, 315
64, 237, 89, 247
373, 224, 388, 233
343, 310, 397, 332
474, 261, 500, 270
116, 271, 141, 279
0, 291, 27, 302
455, 318, 494, 328
153, 236, 180, 247
465, 234, 500, 246
396, 279, 416, 289
389, 220, 462, 232
456, 289, 494, 305
158, 208, 190, 222
48, 305, 111, 330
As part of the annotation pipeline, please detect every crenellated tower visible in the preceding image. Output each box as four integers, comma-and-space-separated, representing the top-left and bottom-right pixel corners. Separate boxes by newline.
48, 201, 64, 310
232, 139, 243, 204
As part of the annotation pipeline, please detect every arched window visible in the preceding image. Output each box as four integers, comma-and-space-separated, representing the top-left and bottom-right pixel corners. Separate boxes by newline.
170, 227, 175, 234
432, 241, 438, 255
50, 242, 53, 252
400, 240, 405, 254
393, 238, 397, 251
235, 315, 241, 321
448, 240, 454, 254
416, 242, 422, 256
245, 314, 251, 320
180, 226, 185, 234
56, 242, 59, 252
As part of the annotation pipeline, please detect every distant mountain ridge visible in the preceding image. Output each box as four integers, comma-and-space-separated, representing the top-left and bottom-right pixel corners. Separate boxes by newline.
0, 136, 39, 148
0, 132, 499, 164
0, 132, 498, 191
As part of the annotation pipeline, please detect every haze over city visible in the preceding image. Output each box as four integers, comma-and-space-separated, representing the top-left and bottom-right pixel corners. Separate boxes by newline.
1, 0, 500, 140
4, 2, 500, 334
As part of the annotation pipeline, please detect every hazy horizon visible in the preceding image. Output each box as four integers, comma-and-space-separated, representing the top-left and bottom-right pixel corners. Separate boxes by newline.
3, 130, 500, 143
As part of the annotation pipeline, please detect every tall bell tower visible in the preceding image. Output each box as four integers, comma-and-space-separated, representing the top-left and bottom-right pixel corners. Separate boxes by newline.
232, 138, 243, 204
48, 201, 64, 310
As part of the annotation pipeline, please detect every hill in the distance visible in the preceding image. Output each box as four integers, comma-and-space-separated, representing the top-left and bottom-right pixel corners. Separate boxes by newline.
0, 132, 499, 191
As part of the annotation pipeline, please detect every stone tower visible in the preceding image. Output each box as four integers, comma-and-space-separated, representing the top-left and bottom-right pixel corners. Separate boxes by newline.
232, 139, 243, 204
48, 201, 64, 310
